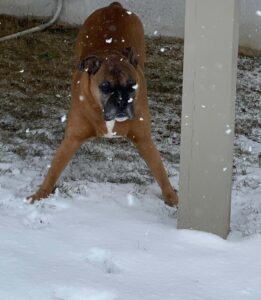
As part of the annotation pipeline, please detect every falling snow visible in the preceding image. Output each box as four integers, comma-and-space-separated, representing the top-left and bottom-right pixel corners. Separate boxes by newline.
105, 37, 112, 44
226, 129, 232, 134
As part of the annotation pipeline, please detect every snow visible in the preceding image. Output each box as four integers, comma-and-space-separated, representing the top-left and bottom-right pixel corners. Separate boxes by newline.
79, 95, 85, 101
0, 133, 261, 299
132, 83, 138, 90
226, 129, 232, 134
61, 115, 67, 123
105, 38, 112, 44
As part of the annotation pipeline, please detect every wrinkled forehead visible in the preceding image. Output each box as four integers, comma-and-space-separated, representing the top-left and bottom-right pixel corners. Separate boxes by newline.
99, 57, 137, 86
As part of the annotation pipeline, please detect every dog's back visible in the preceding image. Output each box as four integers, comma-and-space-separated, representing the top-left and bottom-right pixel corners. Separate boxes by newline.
75, 2, 145, 69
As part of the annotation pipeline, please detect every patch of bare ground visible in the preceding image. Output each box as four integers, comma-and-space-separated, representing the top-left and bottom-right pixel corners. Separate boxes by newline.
0, 15, 260, 185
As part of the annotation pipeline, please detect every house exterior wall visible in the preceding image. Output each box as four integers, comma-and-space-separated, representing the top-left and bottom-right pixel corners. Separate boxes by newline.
0, 0, 260, 50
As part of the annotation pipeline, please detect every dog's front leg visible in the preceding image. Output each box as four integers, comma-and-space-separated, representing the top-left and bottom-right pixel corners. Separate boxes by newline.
27, 137, 83, 203
129, 135, 178, 207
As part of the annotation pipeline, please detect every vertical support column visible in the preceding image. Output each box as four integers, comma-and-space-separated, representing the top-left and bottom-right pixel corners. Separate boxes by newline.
177, 0, 239, 238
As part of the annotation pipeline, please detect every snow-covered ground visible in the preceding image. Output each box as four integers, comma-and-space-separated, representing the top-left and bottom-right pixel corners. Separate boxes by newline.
0, 131, 261, 299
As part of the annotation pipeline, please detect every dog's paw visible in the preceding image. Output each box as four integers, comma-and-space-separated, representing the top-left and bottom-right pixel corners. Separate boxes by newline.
26, 190, 50, 204
26, 186, 57, 204
26, 193, 44, 204
163, 188, 179, 207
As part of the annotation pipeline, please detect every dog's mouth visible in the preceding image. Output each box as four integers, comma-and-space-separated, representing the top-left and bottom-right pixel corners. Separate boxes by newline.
114, 110, 129, 122
115, 116, 129, 122
104, 105, 134, 122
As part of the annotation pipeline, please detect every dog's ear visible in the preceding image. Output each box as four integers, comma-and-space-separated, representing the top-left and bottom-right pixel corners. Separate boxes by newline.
78, 56, 101, 75
122, 47, 138, 68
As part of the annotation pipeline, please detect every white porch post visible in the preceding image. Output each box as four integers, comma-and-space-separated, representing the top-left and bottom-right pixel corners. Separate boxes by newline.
177, 0, 239, 238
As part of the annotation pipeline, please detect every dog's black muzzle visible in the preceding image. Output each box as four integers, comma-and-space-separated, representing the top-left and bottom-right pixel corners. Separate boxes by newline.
99, 80, 136, 121
103, 90, 134, 121
104, 99, 134, 121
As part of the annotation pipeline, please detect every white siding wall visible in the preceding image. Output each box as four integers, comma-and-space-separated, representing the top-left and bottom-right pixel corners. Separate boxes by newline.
0, 0, 260, 50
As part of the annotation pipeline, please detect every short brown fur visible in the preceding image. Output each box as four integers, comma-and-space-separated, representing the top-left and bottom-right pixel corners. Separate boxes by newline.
27, 2, 178, 206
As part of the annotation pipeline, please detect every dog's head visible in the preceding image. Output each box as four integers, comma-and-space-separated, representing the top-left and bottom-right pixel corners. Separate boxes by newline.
78, 47, 139, 122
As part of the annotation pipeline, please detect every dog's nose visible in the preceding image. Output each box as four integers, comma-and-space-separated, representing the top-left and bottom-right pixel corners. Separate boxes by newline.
113, 93, 125, 108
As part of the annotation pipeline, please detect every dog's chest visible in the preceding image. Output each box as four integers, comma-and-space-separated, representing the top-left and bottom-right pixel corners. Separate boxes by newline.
104, 120, 120, 138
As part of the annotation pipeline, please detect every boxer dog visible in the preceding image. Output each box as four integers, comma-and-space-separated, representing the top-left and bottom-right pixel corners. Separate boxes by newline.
27, 2, 178, 206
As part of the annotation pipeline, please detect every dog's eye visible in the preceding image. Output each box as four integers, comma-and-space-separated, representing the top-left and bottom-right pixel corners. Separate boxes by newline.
99, 80, 111, 94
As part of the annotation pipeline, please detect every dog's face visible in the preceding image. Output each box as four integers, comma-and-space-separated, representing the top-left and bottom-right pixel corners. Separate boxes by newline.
79, 47, 139, 122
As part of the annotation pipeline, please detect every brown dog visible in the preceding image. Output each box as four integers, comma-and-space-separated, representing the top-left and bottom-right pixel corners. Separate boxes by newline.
27, 2, 178, 206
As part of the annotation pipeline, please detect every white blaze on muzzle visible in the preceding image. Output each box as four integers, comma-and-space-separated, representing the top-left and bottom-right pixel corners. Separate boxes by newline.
115, 116, 128, 122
